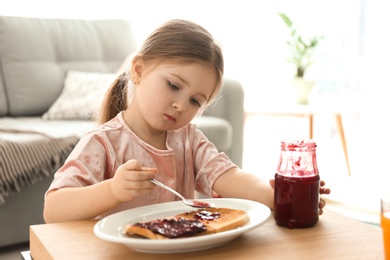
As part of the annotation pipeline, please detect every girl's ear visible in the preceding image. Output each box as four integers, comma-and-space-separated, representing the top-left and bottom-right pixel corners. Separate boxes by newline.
131, 56, 144, 85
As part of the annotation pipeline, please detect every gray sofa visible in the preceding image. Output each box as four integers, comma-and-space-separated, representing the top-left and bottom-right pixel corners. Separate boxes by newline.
0, 15, 244, 248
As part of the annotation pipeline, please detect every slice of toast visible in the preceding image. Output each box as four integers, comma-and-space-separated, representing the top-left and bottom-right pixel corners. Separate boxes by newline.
125, 207, 249, 240
125, 217, 207, 240
176, 207, 250, 234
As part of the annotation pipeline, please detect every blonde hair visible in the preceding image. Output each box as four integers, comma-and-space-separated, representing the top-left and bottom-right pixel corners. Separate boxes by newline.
98, 19, 224, 124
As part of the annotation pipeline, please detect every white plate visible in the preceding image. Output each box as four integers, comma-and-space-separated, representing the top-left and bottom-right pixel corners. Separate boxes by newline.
94, 198, 271, 254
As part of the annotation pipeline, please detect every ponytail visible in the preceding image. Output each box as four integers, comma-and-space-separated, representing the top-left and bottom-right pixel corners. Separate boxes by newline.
97, 72, 128, 124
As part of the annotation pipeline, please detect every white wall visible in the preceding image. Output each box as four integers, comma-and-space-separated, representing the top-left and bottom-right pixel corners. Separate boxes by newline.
1, 0, 388, 111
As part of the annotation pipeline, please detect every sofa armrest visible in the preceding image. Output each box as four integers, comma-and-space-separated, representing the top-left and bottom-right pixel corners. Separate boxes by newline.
203, 78, 245, 167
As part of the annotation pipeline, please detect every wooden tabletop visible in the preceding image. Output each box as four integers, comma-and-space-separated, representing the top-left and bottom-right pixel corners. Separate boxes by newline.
30, 210, 384, 260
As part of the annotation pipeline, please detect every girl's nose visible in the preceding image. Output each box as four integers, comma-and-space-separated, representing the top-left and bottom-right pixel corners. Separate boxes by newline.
172, 100, 186, 112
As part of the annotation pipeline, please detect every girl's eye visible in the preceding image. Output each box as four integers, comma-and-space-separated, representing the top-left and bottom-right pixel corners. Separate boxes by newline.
190, 97, 201, 107
168, 81, 179, 90
168, 81, 202, 107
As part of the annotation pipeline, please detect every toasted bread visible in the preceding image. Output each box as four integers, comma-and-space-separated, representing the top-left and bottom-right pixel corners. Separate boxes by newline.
125, 207, 249, 240
176, 207, 250, 234
125, 223, 167, 240
125, 218, 201, 240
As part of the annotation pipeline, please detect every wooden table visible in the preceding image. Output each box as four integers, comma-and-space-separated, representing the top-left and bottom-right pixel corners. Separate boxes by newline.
246, 104, 356, 176
30, 210, 384, 260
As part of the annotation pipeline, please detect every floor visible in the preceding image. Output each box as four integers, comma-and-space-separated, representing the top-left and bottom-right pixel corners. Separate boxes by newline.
0, 242, 29, 260
0, 112, 386, 258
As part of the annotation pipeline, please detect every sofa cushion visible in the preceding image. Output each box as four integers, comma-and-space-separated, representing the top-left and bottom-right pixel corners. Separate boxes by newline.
42, 70, 116, 120
192, 116, 232, 151
0, 16, 136, 116
0, 80, 6, 116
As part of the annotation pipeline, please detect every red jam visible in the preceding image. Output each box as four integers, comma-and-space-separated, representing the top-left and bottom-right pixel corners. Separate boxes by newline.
274, 174, 319, 228
192, 201, 211, 207
133, 218, 206, 238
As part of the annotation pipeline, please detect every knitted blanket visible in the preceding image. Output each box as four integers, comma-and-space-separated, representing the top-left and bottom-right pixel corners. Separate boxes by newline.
0, 129, 79, 204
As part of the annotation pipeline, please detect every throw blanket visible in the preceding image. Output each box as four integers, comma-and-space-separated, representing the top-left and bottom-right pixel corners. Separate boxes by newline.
0, 129, 79, 204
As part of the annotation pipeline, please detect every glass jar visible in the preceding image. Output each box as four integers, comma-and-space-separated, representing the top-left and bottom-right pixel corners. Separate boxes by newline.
274, 139, 320, 228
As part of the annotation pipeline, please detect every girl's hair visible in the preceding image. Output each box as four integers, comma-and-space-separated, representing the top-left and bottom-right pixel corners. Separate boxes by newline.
98, 19, 224, 124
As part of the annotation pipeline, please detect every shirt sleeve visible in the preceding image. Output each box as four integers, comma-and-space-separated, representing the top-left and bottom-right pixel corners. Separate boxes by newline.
190, 125, 238, 197
45, 130, 114, 197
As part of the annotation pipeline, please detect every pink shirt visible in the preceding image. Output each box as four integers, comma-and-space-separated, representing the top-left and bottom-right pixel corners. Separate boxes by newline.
46, 112, 237, 218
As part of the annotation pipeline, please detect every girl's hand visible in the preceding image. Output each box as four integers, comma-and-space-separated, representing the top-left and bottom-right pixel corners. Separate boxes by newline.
319, 180, 331, 215
110, 159, 158, 202
269, 179, 331, 215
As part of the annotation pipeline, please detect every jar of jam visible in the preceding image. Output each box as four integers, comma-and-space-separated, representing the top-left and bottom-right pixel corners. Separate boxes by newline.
274, 139, 320, 228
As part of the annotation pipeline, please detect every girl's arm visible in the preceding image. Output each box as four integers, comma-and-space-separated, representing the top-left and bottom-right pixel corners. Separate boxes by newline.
44, 179, 120, 223
213, 168, 330, 213
43, 160, 157, 223
212, 168, 274, 209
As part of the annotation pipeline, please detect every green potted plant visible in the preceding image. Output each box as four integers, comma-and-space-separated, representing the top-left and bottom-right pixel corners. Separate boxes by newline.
278, 12, 323, 104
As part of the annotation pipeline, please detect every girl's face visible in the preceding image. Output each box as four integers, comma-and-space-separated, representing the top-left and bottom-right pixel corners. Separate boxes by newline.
130, 61, 218, 132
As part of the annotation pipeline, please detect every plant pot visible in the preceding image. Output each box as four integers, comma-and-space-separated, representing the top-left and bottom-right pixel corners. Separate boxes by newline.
291, 78, 316, 105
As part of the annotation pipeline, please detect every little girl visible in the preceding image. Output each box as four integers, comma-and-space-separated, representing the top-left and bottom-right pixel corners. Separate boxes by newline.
44, 19, 330, 223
